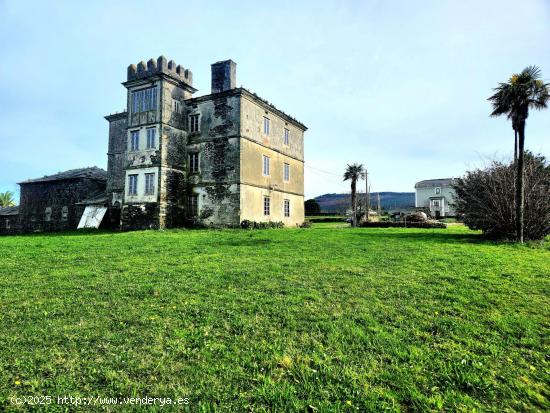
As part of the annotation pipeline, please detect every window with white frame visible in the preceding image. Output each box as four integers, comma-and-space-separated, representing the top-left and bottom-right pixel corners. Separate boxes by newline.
128, 174, 138, 195
188, 194, 198, 216
435, 187, 441, 194
61, 206, 68, 221
173, 99, 181, 114
263, 196, 270, 216
263, 117, 270, 135
144, 173, 155, 195
146, 128, 156, 149
284, 199, 290, 217
263, 155, 270, 176
131, 86, 158, 113
433, 200, 440, 207
130, 130, 139, 151
189, 152, 199, 173
283, 163, 290, 182
283, 128, 290, 145
189, 114, 200, 133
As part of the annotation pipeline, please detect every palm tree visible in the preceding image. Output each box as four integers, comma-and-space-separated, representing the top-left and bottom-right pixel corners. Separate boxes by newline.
0, 191, 15, 207
343, 163, 365, 227
488, 66, 550, 242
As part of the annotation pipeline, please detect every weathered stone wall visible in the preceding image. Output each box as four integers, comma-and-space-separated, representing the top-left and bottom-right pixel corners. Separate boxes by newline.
184, 92, 241, 226
238, 92, 306, 225
106, 112, 127, 205
18, 179, 106, 233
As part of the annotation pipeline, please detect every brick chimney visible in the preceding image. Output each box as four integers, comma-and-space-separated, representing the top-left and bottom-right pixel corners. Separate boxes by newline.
211, 60, 236, 93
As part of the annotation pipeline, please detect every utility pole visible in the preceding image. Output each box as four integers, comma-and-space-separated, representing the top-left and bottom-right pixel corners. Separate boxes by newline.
377, 192, 381, 217
365, 168, 369, 222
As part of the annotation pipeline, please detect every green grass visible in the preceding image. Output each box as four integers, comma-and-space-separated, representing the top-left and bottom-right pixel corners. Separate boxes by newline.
1, 225, 549, 412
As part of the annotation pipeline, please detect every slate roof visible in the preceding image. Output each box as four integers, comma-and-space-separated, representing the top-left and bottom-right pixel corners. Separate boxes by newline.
0, 206, 19, 216
18, 167, 107, 184
415, 178, 458, 189
76, 191, 109, 206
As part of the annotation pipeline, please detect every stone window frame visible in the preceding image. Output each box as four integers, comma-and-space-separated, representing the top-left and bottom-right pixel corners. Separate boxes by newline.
144, 173, 155, 195
189, 152, 200, 174
262, 155, 270, 176
128, 174, 138, 196
146, 127, 156, 149
61, 206, 69, 221
130, 130, 140, 151
284, 199, 290, 217
283, 128, 290, 145
189, 114, 200, 133
5, 218, 10, 229
188, 193, 199, 216
131, 86, 158, 114
263, 196, 270, 216
45, 207, 52, 222
263, 116, 270, 135
283, 163, 290, 182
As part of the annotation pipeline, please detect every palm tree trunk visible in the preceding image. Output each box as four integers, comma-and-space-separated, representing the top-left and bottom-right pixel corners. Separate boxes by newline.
351, 180, 357, 227
514, 128, 518, 162
516, 122, 525, 243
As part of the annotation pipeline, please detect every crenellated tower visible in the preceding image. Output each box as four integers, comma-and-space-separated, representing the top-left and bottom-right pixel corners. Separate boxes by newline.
120, 56, 197, 229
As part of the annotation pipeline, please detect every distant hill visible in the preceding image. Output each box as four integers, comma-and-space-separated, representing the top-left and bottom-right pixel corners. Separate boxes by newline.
314, 192, 415, 213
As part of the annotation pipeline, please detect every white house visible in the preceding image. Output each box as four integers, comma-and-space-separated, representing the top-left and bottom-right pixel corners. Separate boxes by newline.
415, 178, 458, 218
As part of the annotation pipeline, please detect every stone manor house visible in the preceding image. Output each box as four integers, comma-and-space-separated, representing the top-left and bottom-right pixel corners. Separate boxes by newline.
0, 57, 307, 234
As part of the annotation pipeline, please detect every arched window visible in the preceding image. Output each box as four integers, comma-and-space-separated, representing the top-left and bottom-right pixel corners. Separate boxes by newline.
45, 207, 52, 221
61, 206, 68, 221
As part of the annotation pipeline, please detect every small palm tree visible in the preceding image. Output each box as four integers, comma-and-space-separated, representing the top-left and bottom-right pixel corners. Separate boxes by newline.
0, 191, 15, 207
488, 66, 550, 242
343, 163, 365, 227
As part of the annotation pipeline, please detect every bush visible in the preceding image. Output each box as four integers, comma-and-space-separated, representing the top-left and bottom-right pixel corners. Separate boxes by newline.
240, 220, 284, 229
453, 153, 550, 240
360, 221, 447, 229
299, 221, 312, 228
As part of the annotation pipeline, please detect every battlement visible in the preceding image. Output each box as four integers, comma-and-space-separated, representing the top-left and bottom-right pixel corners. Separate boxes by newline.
127, 56, 193, 85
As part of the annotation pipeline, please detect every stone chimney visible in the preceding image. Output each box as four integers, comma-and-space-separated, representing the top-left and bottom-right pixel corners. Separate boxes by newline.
211, 60, 236, 94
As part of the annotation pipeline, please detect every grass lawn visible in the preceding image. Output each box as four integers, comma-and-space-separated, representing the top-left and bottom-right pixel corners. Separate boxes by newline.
0, 225, 549, 412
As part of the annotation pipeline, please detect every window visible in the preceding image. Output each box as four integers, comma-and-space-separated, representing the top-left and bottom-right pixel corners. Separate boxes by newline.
145, 173, 155, 195
189, 152, 199, 173
263, 155, 270, 176
435, 187, 441, 194
263, 117, 270, 135
284, 199, 290, 217
283, 163, 290, 182
188, 194, 198, 216
173, 99, 181, 113
61, 206, 68, 221
45, 207, 52, 222
264, 196, 270, 216
433, 200, 440, 207
284, 128, 290, 145
146, 128, 156, 149
189, 114, 200, 133
130, 130, 139, 151
131, 86, 158, 113
5, 219, 10, 229
128, 174, 138, 195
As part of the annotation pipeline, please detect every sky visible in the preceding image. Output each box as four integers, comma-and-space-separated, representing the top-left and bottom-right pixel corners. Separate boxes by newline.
0, 0, 549, 200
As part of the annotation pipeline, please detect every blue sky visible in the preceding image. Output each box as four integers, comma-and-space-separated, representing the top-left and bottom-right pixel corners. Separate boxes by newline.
0, 0, 549, 200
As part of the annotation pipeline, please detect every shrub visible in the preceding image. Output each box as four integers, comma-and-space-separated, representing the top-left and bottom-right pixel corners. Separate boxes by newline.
453, 153, 550, 240
240, 220, 284, 229
299, 221, 312, 228
360, 221, 447, 229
